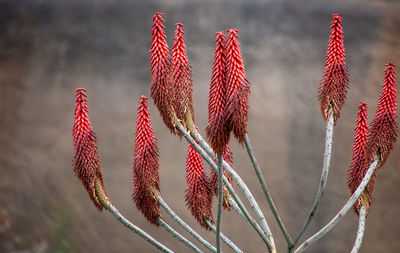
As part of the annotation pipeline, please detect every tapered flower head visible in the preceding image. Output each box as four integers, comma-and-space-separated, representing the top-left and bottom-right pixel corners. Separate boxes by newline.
133, 96, 162, 226
367, 63, 397, 167
318, 14, 349, 124
150, 12, 175, 133
185, 143, 214, 229
171, 23, 194, 122
210, 144, 234, 210
72, 88, 107, 211
347, 102, 375, 215
225, 29, 250, 145
206, 32, 230, 153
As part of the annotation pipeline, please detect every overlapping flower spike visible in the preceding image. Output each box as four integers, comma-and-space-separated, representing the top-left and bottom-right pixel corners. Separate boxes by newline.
367, 63, 397, 167
206, 32, 230, 153
225, 29, 250, 145
73, 88, 107, 211
318, 14, 349, 124
210, 144, 234, 210
133, 96, 162, 226
185, 143, 214, 229
347, 102, 374, 215
150, 12, 175, 133
172, 23, 194, 122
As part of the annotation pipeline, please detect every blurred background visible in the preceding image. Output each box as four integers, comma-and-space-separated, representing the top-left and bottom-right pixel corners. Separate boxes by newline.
1, 0, 400, 252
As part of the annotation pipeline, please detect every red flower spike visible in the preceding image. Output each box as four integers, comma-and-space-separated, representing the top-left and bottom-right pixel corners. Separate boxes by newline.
367, 63, 397, 168
206, 32, 230, 153
185, 143, 214, 229
172, 23, 194, 122
318, 14, 349, 124
225, 29, 250, 145
347, 102, 374, 215
133, 96, 162, 226
73, 88, 107, 211
150, 12, 175, 133
210, 144, 234, 210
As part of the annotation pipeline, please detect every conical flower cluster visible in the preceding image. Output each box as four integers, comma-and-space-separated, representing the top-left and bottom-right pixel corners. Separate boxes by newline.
210, 144, 234, 210
206, 32, 230, 153
347, 102, 374, 215
367, 63, 397, 167
225, 29, 250, 145
318, 14, 349, 124
172, 23, 194, 122
150, 12, 175, 133
185, 143, 214, 229
72, 88, 107, 211
133, 96, 162, 226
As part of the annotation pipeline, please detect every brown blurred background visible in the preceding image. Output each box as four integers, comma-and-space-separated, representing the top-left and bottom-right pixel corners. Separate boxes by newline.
1, 0, 400, 252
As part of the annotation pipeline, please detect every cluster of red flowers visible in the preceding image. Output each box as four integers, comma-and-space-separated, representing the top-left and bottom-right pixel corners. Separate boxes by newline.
150, 13, 194, 134
319, 15, 398, 215
72, 88, 107, 211
132, 96, 162, 226
318, 14, 349, 124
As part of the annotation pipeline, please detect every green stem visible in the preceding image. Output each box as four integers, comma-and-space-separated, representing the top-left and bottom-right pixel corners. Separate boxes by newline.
206, 220, 243, 253
192, 131, 276, 251
294, 159, 378, 253
157, 195, 216, 253
158, 218, 202, 253
350, 205, 367, 253
174, 123, 273, 252
216, 153, 223, 253
245, 134, 294, 247
294, 110, 334, 246
102, 200, 173, 253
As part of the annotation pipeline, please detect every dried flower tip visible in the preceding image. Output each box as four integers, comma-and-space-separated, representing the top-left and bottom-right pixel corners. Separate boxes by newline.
318, 13, 349, 124
210, 144, 234, 210
73, 88, 107, 211
172, 23, 194, 122
150, 12, 175, 133
367, 63, 397, 167
185, 143, 214, 229
133, 96, 162, 226
225, 29, 250, 145
347, 102, 374, 215
206, 32, 230, 153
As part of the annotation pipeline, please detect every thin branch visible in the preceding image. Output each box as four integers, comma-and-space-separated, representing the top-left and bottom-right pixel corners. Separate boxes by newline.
294, 110, 335, 245
192, 130, 276, 251
174, 122, 274, 252
157, 195, 216, 253
206, 220, 244, 253
216, 153, 223, 253
101, 200, 174, 253
245, 134, 293, 247
158, 218, 203, 253
227, 197, 246, 220
294, 159, 379, 253
351, 205, 367, 253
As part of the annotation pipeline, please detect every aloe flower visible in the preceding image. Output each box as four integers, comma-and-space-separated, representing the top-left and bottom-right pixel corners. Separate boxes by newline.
172, 23, 194, 122
185, 143, 214, 229
347, 102, 374, 215
72, 88, 107, 211
210, 144, 234, 210
133, 96, 162, 226
206, 32, 230, 153
367, 63, 397, 167
225, 29, 250, 145
318, 14, 349, 124
150, 12, 175, 133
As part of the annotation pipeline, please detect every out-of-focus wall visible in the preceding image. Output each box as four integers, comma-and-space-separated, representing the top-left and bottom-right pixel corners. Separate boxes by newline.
0, 0, 399, 252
